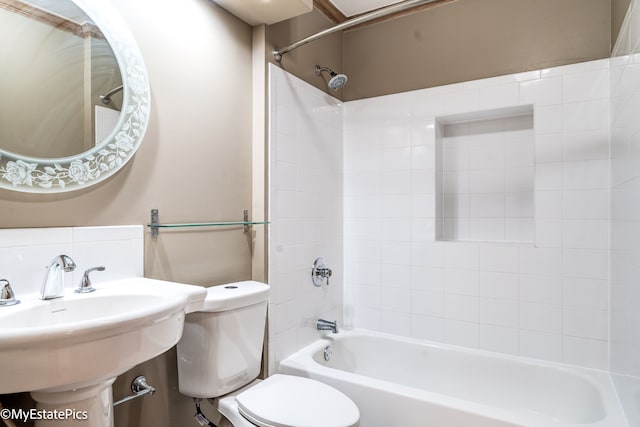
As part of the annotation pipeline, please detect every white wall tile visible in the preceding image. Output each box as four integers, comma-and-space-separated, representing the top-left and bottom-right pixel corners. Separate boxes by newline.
519, 275, 562, 305
562, 220, 609, 249
563, 307, 608, 340
535, 163, 563, 191
479, 83, 519, 110
535, 133, 563, 163
381, 264, 411, 288
505, 139, 535, 167
479, 272, 518, 300
562, 249, 609, 279
444, 242, 479, 270
469, 218, 506, 241
0, 227, 72, 247
444, 269, 479, 296
519, 77, 562, 106
563, 277, 608, 310
443, 90, 480, 114
519, 330, 563, 362
519, 302, 562, 334
505, 218, 534, 242
480, 298, 518, 328
535, 219, 563, 248
381, 311, 411, 336
534, 105, 563, 133
563, 69, 609, 103
518, 247, 562, 276
479, 244, 519, 273
562, 190, 609, 220
411, 314, 444, 341
411, 266, 444, 291
563, 336, 608, 369
381, 287, 412, 312
470, 193, 505, 217
563, 129, 610, 161
505, 168, 535, 193
382, 147, 412, 171
411, 290, 444, 317
535, 191, 562, 218
444, 319, 479, 347
445, 293, 479, 322
562, 160, 609, 190
411, 242, 444, 267
480, 324, 519, 354
469, 170, 505, 193
562, 100, 610, 132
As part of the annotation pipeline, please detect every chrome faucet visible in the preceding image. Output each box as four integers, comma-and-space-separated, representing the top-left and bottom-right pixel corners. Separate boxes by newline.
41, 255, 76, 300
75, 266, 105, 293
0, 279, 19, 306
317, 318, 338, 334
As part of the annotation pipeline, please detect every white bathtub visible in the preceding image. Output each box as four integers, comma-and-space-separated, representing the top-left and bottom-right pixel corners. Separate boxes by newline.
279, 330, 627, 427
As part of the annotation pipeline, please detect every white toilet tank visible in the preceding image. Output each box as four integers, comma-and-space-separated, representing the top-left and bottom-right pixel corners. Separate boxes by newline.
177, 281, 269, 398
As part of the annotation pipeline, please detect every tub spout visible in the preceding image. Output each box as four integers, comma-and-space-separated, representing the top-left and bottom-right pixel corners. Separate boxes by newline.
317, 318, 338, 333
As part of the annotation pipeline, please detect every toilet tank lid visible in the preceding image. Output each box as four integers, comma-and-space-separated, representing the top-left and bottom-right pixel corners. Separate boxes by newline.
199, 281, 269, 312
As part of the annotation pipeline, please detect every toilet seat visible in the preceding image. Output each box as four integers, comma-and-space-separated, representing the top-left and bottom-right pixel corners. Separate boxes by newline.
235, 375, 359, 427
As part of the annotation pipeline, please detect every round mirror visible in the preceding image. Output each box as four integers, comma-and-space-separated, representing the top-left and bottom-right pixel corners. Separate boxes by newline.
0, 0, 150, 193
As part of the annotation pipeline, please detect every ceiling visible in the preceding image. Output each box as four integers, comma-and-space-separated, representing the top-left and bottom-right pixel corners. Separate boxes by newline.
328, 0, 402, 17
209, 0, 442, 27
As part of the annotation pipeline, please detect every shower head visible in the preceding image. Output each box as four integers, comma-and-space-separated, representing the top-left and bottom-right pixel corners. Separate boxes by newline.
315, 65, 348, 91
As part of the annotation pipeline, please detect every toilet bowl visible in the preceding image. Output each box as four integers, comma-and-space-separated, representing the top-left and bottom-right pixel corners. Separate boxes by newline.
176, 281, 360, 427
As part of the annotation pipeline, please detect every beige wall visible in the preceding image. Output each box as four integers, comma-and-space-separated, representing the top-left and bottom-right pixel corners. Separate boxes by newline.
0, 0, 253, 426
266, 0, 612, 101
612, 0, 632, 46
343, 0, 611, 100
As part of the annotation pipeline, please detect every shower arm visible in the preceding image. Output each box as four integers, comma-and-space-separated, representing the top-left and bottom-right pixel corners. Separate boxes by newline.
273, 0, 445, 62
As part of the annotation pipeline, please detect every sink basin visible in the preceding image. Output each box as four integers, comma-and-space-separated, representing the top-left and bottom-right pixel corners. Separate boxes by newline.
0, 277, 206, 394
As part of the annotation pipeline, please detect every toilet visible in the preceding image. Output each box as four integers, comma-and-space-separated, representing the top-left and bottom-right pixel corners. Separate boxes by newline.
177, 281, 360, 427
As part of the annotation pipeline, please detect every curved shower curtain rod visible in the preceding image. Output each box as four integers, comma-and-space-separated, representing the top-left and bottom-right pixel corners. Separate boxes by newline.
273, 0, 445, 62
99, 84, 123, 105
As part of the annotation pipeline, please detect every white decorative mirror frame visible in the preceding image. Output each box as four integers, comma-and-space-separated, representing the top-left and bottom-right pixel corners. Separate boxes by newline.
0, 0, 150, 193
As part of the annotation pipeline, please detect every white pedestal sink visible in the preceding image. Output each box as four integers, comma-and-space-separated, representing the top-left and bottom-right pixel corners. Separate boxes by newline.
0, 277, 206, 427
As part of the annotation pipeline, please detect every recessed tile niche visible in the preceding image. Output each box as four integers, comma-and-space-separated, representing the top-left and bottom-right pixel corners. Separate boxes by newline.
435, 105, 534, 243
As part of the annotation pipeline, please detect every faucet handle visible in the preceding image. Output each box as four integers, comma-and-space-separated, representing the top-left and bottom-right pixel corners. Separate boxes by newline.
75, 266, 105, 294
0, 279, 20, 306
312, 257, 333, 287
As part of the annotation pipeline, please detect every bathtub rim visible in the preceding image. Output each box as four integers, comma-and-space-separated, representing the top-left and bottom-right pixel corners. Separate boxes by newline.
278, 328, 628, 427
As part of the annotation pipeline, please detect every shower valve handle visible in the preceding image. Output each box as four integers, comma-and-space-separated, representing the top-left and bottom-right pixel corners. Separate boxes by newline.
312, 258, 332, 287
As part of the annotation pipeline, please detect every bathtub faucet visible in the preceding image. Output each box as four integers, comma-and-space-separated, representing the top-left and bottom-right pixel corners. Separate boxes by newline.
317, 318, 338, 333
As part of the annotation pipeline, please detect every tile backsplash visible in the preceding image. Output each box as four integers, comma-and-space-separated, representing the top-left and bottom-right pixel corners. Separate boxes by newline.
0, 225, 143, 295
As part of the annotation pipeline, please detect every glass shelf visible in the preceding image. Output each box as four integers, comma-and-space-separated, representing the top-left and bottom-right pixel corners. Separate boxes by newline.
148, 209, 268, 237
148, 221, 269, 228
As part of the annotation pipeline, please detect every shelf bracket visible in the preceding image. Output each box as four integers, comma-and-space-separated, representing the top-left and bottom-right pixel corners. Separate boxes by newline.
151, 208, 159, 238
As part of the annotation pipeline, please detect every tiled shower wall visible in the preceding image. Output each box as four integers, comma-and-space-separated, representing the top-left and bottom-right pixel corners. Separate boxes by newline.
344, 60, 611, 369
267, 64, 344, 373
610, 0, 640, 423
